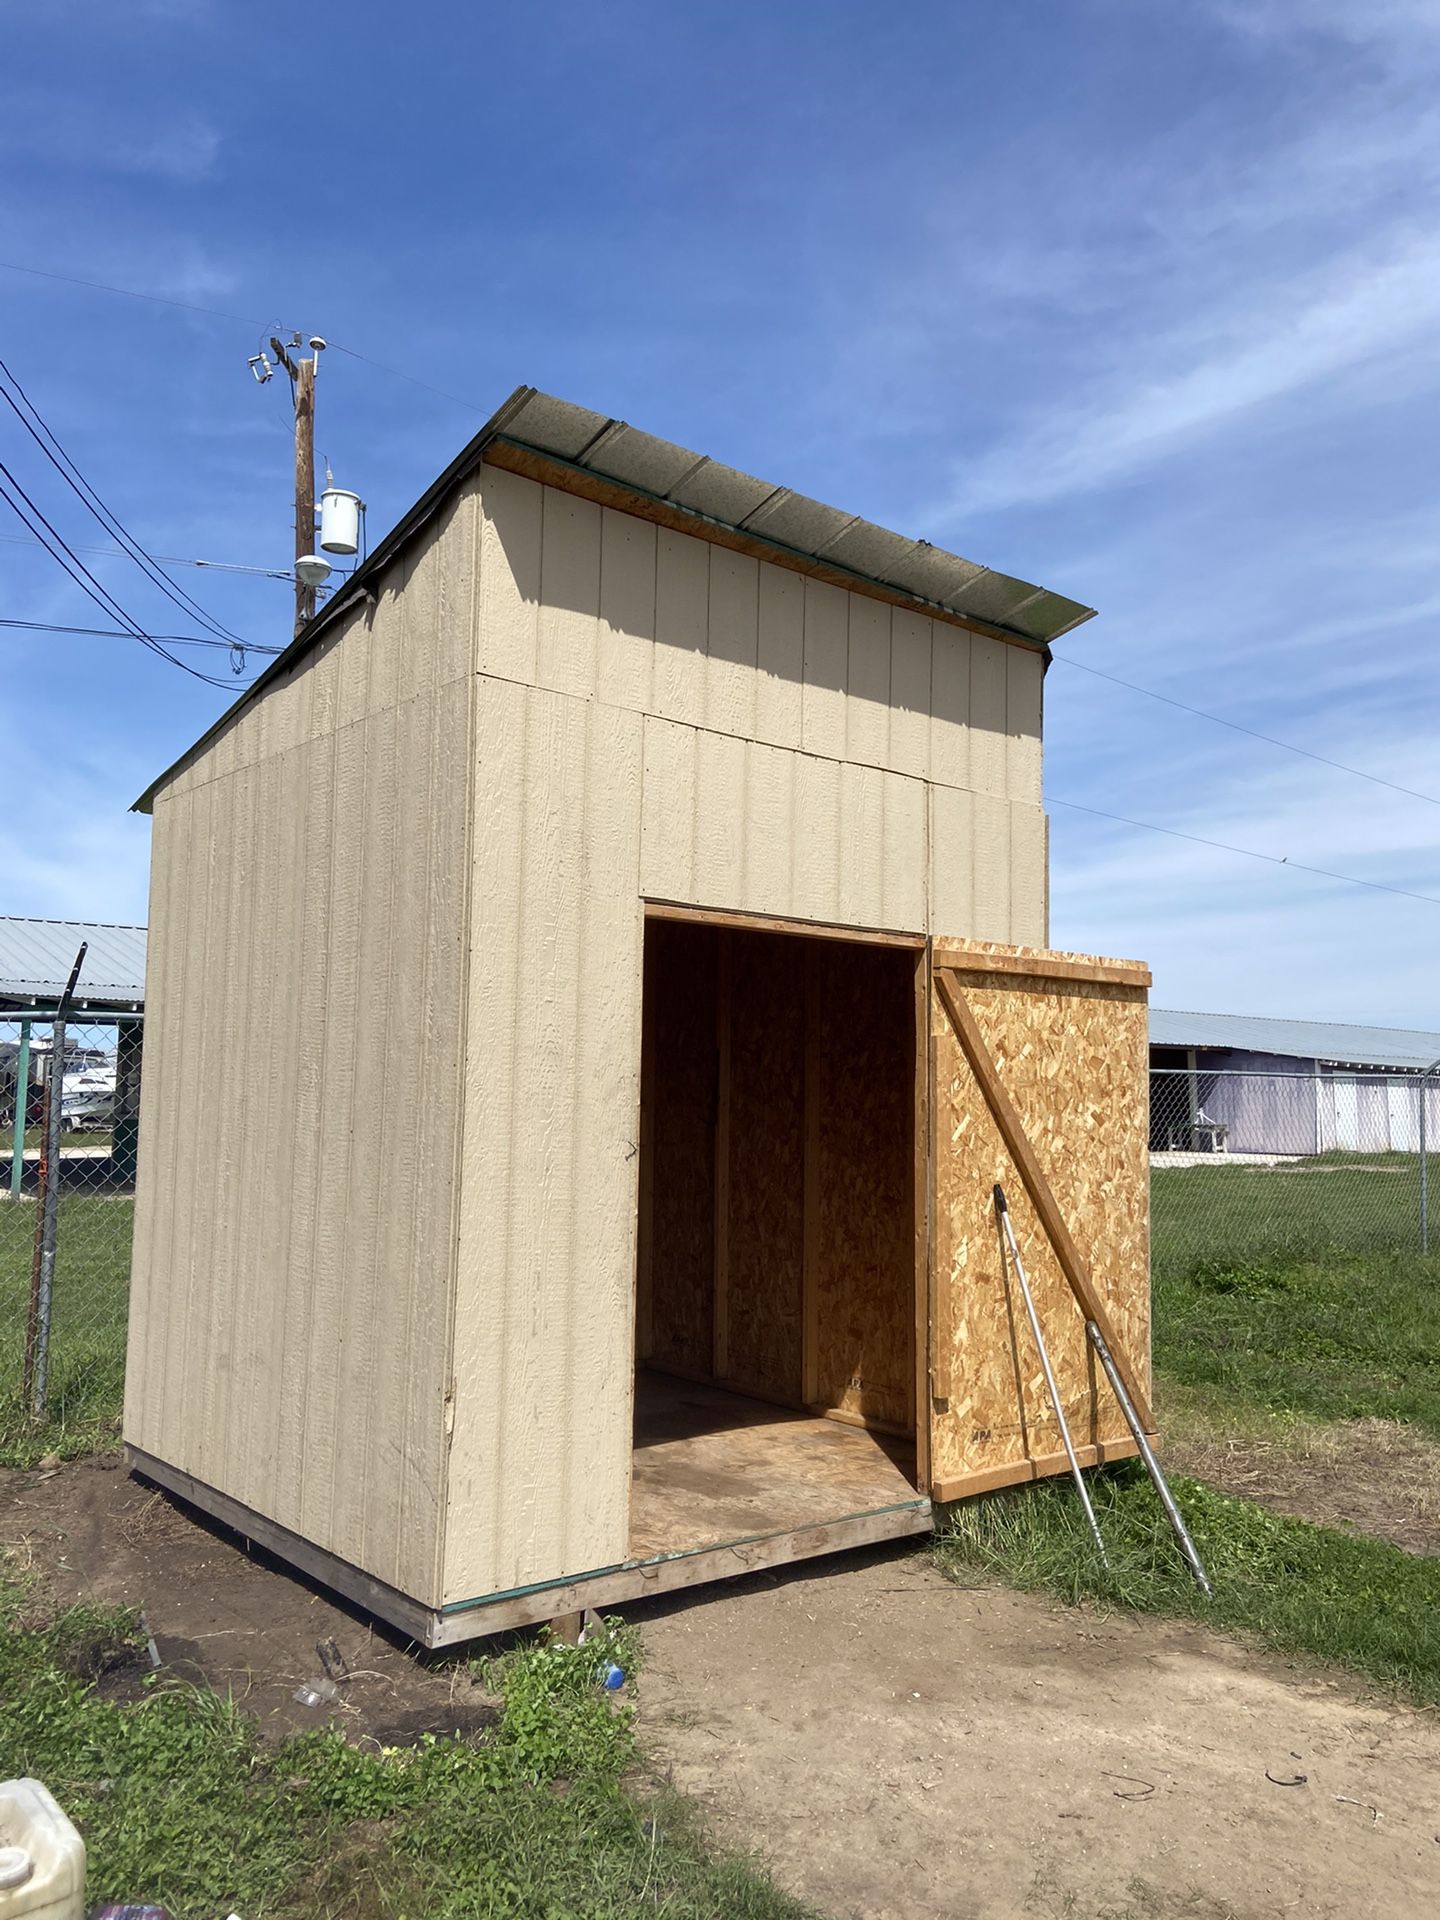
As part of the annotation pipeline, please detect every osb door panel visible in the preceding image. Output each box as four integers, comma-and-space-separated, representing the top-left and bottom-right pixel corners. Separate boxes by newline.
929, 942, 1150, 1501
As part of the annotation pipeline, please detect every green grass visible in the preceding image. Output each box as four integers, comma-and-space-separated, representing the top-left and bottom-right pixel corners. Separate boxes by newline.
0, 1589, 809, 1920
0, 1195, 132, 1466
1150, 1166, 1440, 1437
936, 1463, 1440, 1707
1151, 1159, 1435, 1274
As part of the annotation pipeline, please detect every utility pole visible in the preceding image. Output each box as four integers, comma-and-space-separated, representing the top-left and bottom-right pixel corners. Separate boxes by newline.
294, 354, 316, 635
270, 334, 325, 636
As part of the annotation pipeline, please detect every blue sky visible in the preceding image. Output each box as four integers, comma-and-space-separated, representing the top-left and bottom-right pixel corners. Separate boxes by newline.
3, 0, 1437, 1025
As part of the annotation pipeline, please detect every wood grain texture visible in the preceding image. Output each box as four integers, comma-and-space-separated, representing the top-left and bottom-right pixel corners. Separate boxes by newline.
808, 941, 917, 1434
630, 1373, 917, 1556
635, 918, 718, 1384
928, 953, 1151, 1494
723, 932, 806, 1404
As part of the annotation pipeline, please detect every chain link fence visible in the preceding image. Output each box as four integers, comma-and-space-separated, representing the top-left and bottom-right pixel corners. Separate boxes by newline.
1150, 1064, 1440, 1279
1, 1015, 140, 1463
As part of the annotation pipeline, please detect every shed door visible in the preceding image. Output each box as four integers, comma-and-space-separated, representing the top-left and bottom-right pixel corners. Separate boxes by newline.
926, 943, 1152, 1504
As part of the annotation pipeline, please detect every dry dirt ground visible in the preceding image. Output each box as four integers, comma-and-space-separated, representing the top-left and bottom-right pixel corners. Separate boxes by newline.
635, 1549, 1440, 1920
5, 1459, 1439, 1920
0, 1455, 498, 1745
1161, 1397, 1440, 1559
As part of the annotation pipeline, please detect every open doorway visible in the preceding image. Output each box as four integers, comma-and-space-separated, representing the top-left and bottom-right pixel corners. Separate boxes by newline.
631, 911, 926, 1560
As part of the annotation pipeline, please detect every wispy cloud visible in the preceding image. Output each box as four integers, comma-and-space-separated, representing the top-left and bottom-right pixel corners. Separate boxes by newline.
940, 227, 1440, 518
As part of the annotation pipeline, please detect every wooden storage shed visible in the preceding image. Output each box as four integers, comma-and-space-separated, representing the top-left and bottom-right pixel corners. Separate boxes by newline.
126, 388, 1153, 1646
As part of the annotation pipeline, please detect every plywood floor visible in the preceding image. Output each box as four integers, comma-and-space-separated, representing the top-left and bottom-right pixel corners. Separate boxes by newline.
630, 1371, 922, 1559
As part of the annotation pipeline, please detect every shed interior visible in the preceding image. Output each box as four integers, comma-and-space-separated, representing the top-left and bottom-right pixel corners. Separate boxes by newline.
632, 915, 927, 1557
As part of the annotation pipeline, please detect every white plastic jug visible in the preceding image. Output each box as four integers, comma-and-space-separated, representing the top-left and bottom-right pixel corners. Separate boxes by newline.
0, 1781, 85, 1920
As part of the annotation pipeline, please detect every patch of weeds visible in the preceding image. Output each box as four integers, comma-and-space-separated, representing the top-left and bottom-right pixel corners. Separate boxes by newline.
0, 1573, 810, 1920
935, 1463, 1440, 1708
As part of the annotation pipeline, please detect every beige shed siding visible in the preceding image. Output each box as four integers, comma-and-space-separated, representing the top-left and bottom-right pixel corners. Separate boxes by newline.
475, 465, 1044, 811
133, 452, 1052, 1621
446, 679, 644, 1604
126, 487, 479, 1605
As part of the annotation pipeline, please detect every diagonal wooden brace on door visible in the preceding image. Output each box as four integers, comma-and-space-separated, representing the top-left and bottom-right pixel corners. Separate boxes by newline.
933, 967, 1156, 1436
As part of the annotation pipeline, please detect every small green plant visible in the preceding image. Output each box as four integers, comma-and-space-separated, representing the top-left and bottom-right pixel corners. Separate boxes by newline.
0, 1567, 808, 1920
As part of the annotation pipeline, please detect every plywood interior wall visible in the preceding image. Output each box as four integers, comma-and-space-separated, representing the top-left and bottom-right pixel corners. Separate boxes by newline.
639, 917, 917, 1441
929, 945, 1151, 1501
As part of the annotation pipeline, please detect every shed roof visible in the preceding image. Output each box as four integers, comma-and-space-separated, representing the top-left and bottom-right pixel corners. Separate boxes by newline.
1150, 1007, 1440, 1072
135, 385, 1095, 812
0, 915, 147, 1012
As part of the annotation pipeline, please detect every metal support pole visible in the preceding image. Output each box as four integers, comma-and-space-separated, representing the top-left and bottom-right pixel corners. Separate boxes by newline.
1420, 1057, 1439, 1256
8, 1018, 30, 1200
1086, 1319, 1213, 1597
23, 945, 86, 1421
994, 1185, 1109, 1566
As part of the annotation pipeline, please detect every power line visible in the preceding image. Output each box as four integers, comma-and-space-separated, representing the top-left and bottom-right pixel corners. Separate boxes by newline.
0, 354, 246, 646
1049, 796, 1440, 908
0, 460, 247, 690
0, 532, 292, 579
1051, 653, 1440, 810
0, 616, 278, 657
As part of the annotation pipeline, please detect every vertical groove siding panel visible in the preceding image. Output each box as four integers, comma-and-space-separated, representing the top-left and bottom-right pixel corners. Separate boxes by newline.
1008, 803, 1048, 945
244, 744, 308, 1508
167, 779, 215, 1474
1006, 647, 1043, 804
478, 467, 542, 682
836, 761, 886, 927
198, 763, 255, 1490
639, 717, 698, 902
448, 676, 527, 1590
968, 633, 1008, 800
298, 718, 365, 1546
330, 702, 399, 1563
538, 490, 601, 699
880, 770, 928, 931
705, 549, 759, 741
446, 683, 643, 1602
845, 597, 891, 768
888, 609, 933, 778
800, 580, 848, 760
654, 529, 709, 727
755, 564, 804, 749
270, 729, 336, 1534
597, 507, 657, 713
692, 729, 747, 905
970, 790, 1013, 940
128, 510, 473, 1608
930, 627, 972, 790
792, 751, 843, 923
738, 739, 798, 919
125, 787, 183, 1450
930, 783, 976, 937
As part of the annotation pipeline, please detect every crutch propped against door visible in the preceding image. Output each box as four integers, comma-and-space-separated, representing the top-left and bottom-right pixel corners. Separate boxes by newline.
993, 1184, 1108, 1567
994, 1182, 1212, 1597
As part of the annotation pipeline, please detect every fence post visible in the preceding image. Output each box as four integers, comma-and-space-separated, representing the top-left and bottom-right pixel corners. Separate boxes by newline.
8, 1018, 30, 1201
1422, 1056, 1440, 1257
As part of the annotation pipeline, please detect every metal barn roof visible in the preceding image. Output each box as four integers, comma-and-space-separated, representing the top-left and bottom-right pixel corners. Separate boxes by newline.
1150, 1008, 1440, 1072
136, 385, 1095, 811
0, 916, 147, 1012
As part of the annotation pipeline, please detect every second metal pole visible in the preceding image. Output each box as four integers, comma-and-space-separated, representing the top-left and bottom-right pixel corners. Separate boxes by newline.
994, 1185, 1108, 1566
